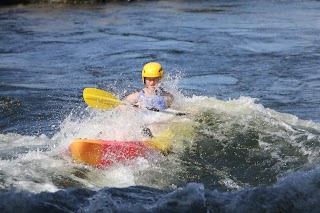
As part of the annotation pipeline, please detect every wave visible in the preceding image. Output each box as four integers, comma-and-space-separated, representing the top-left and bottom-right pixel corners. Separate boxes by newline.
1, 167, 320, 212
1, 94, 319, 193
0, 93, 320, 213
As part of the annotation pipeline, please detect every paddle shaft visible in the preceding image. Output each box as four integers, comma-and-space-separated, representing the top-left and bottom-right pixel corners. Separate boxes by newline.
83, 88, 188, 116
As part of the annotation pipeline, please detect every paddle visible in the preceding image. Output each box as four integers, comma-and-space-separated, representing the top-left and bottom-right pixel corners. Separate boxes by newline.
83, 88, 124, 110
83, 88, 188, 116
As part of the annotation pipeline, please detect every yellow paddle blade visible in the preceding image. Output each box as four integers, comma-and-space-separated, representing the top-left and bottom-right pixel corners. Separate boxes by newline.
146, 122, 196, 155
146, 129, 175, 154
83, 88, 125, 110
83, 88, 118, 99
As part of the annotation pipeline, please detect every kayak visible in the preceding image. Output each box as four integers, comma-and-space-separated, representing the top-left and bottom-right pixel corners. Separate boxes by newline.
68, 126, 186, 168
69, 139, 156, 167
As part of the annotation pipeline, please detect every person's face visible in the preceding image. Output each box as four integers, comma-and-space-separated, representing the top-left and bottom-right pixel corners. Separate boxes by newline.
145, 77, 160, 91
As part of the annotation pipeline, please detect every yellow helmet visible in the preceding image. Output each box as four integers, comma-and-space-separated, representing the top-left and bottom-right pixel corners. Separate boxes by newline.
141, 62, 164, 83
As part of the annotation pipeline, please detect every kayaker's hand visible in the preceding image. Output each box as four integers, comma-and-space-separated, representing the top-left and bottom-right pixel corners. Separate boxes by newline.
132, 102, 142, 109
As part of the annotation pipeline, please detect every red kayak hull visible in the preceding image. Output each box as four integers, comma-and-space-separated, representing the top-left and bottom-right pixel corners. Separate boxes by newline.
69, 139, 155, 167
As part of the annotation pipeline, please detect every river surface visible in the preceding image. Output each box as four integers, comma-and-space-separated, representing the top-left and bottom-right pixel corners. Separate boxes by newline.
1, 0, 320, 212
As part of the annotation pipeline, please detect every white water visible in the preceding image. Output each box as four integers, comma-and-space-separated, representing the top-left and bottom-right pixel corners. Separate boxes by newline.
1, 92, 320, 194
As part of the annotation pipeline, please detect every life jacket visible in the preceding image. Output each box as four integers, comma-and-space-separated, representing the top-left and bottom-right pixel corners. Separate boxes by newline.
138, 89, 166, 110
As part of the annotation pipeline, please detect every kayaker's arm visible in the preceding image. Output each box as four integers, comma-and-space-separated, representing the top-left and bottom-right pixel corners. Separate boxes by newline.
123, 92, 141, 108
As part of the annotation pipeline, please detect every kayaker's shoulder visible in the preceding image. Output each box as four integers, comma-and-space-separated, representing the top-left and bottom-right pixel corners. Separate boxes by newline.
124, 91, 139, 102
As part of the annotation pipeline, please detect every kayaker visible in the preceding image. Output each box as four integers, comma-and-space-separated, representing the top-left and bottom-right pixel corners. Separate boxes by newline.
124, 62, 174, 110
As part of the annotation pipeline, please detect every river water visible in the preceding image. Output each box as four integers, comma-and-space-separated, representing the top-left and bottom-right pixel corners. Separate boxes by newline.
1, 0, 320, 212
